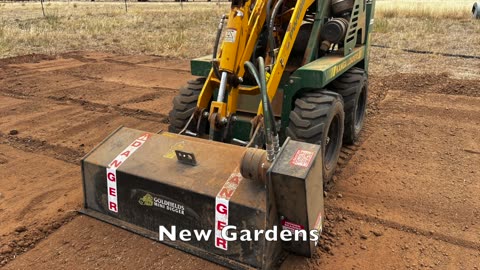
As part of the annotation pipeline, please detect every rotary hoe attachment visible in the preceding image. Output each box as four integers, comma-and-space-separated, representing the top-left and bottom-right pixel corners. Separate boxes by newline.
81, 127, 324, 269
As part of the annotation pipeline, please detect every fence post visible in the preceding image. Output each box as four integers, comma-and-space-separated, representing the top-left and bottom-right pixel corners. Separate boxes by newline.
41, 0, 46, 17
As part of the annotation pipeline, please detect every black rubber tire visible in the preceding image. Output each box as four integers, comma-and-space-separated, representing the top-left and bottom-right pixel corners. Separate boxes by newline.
330, 67, 367, 145
286, 90, 345, 187
474, 3, 480, 19
168, 78, 205, 133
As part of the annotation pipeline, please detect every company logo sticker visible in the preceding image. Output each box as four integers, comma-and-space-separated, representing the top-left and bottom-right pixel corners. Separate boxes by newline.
139, 193, 185, 215
138, 194, 154, 206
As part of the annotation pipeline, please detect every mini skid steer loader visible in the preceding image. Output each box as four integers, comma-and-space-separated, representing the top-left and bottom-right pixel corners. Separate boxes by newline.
81, 0, 376, 269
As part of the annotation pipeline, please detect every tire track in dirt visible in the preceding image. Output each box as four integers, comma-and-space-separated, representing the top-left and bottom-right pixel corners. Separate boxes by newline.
17, 189, 67, 221
121, 87, 178, 104
48, 96, 170, 123
0, 144, 82, 267
103, 58, 191, 74
0, 132, 83, 164
0, 91, 168, 165
329, 206, 480, 251
0, 211, 78, 267
0, 89, 170, 124
0, 91, 372, 183
0, 54, 228, 268
0, 91, 168, 166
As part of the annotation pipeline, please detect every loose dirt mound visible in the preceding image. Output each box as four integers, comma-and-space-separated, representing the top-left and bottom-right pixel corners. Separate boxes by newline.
372, 72, 480, 97
1, 52, 479, 269
0, 54, 56, 67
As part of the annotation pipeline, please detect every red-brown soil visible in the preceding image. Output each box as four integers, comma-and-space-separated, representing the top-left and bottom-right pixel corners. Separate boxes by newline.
0, 52, 479, 269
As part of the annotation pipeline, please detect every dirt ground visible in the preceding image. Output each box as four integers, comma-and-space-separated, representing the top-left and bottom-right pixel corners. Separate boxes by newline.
0, 51, 479, 269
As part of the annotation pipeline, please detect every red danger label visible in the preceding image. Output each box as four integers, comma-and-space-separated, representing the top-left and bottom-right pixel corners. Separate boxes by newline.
107, 132, 151, 213
215, 171, 243, 251
281, 219, 305, 232
290, 149, 314, 168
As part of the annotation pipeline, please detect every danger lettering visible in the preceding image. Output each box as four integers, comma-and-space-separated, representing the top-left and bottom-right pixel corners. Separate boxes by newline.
107, 133, 151, 213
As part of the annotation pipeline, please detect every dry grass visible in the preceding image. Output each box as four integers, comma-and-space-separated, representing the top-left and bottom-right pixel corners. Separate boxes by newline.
373, 0, 480, 55
0, 1, 479, 59
372, 17, 480, 54
0, 2, 229, 58
376, 0, 474, 20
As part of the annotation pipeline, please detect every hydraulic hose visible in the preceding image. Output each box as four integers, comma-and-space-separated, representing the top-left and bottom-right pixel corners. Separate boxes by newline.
212, 15, 226, 79
266, 0, 273, 44
266, 0, 274, 64
244, 61, 272, 142
244, 57, 278, 161
268, 0, 284, 66
257, 57, 277, 136
213, 15, 226, 60
257, 57, 280, 157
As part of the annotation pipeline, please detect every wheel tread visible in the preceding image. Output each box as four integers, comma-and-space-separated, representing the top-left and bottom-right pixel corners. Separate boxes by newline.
168, 77, 205, 132
330, 68, 367, 144
286, 89, 345, 188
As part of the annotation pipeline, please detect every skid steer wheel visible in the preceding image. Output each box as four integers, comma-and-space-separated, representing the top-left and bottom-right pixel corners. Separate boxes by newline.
286, 90, 345, 189
168, 77, 206, 133
331, 67, 368, 145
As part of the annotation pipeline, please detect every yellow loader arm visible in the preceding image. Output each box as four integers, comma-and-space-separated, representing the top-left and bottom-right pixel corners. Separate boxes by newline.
197, 0, 314, 125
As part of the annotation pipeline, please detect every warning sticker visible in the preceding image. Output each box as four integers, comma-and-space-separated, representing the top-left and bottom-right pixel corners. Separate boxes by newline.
214, 170, 243, 251
290, 149, 315, 168
224, 29, 237, 43
281, 219, 305, 233
163, 141, 185, 159
107, 133, 151, 213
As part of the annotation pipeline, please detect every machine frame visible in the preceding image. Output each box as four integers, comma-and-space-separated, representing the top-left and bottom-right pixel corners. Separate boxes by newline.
190, 0, 376, 142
